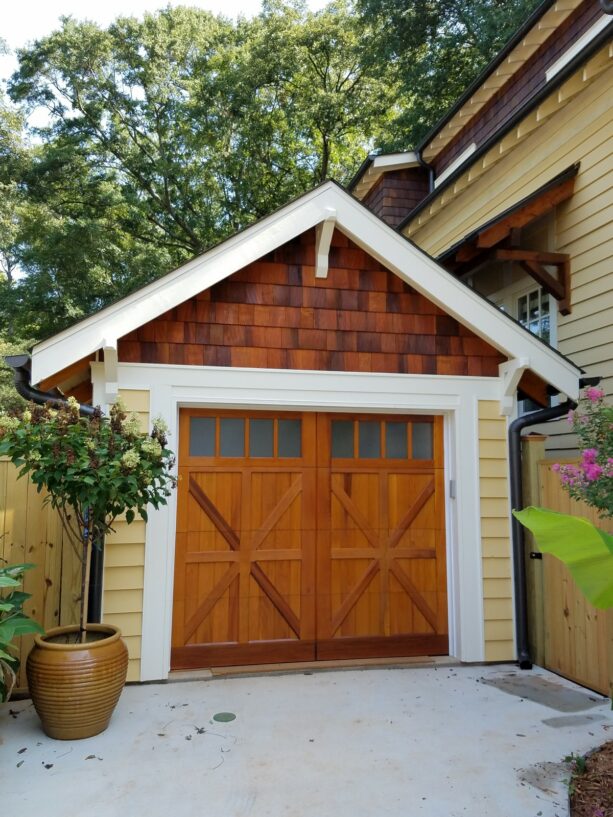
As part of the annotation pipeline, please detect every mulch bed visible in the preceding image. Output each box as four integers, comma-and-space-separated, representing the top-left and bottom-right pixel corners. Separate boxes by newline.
570, 741, 613, 817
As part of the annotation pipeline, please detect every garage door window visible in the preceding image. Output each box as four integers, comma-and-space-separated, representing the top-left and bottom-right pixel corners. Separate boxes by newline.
189, 415, 302, 458
331, 419, 433, 460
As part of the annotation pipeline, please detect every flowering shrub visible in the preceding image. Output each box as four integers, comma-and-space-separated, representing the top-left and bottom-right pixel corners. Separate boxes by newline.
0, 398, 177, 634
552, 387, 613, 518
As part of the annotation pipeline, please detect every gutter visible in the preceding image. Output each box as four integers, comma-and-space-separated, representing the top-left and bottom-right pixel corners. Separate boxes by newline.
509, 375, 600, 669
415, 0, 556, 157
398, 18, 613, 231
5, 354, 97, 417
4, 353, 104, 623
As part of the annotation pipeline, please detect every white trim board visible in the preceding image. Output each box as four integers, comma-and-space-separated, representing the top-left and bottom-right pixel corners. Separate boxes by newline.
545, 15, 610, 81
91, 363, 506, 680
33, 182, 581, 400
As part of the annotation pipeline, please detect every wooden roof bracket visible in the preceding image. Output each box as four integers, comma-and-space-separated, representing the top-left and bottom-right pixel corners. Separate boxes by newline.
315, 210, 337, 279
489, 248, 571, 314
102, 338, 118, 407
500, 357, 530, 415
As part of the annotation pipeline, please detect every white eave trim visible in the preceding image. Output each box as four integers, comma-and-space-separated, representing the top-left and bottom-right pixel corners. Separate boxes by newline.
31, 181, 581, 401
434, 143, 477, 188
353, 151, 420, 199
545, 14, 610, 81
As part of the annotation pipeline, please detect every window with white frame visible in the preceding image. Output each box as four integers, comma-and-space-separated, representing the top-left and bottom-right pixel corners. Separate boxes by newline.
517, 287, 551, 343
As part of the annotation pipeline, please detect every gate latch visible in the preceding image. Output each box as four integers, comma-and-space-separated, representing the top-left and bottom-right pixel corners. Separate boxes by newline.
529, 552, 543, 560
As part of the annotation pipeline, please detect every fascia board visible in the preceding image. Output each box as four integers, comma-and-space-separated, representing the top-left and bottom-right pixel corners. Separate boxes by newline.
32, 182, 581, 399
31, 185, 334, 384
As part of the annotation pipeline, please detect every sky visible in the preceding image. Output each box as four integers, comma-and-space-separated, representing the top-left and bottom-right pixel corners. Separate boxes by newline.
1, 0, 329, 83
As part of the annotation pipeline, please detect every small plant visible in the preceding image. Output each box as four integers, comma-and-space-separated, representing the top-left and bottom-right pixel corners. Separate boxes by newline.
0, 561, 43, 701
564, 751, 588, 797
0, 397, 177, 639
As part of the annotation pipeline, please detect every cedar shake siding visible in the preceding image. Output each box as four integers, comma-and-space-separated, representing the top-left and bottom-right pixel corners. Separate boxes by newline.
433, 0, 603, 179
361, 169, 429, 227
118, 229, 505, 376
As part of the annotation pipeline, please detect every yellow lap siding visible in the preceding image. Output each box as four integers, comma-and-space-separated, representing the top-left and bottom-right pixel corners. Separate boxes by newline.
102, 388, 149, 682
478, 401, 514, 662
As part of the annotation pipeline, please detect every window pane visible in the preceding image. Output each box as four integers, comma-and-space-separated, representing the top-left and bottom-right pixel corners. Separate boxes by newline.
541, 291, 549, 316
385, 422, 407, 459
541, 315, 550, 344
412, 423, 433, 460
528, 290, 539, 323
249, 418, 273, 457
278, 419, 301, 457
220, 418, 244, 457
518, 295, 528, 325
359, 421, 380, 459
189, 417, 215, 457
331, 420, 354, 458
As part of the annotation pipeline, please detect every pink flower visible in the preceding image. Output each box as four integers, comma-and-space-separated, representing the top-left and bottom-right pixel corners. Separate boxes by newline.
566, 409, 575, 425
581, 448, 598, 464
584, 463, 603, 482
551, 463, 561, 472
584, 386, 604, 402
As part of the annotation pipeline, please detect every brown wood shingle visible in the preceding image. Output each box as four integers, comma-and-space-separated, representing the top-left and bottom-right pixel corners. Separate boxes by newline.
118, 228, 506, 376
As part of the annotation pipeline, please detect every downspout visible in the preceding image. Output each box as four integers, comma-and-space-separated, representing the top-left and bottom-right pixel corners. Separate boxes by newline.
416, 150, 435, 193
4, 353, 104, 623
5, 354, 97, 417
509, 375, 600, 669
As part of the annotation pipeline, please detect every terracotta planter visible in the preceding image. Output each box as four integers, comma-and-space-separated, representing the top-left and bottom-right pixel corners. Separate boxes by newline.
26, 624, 128, 740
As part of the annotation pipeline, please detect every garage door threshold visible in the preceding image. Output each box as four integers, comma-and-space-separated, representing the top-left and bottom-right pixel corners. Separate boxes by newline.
169, 654, 459, 682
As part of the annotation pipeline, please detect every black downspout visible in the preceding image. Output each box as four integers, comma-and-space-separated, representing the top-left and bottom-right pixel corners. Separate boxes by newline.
417, 150, 435, 193
5, 354, 97, 418
4, 353, 104, 621
509, 400, 574, 669
510, 375, 600, 669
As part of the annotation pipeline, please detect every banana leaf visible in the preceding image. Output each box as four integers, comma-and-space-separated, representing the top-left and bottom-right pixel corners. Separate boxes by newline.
513, 506, 613, 609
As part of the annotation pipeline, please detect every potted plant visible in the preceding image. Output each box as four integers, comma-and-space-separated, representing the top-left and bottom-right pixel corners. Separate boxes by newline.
0, 397, 176, 738
1, 562, 44, 702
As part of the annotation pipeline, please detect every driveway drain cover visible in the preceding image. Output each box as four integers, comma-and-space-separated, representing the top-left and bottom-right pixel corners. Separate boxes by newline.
213, 712, 236, 722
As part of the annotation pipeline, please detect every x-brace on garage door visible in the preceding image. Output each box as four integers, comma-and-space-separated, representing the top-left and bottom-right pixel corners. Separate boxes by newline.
171, 410, 448, 669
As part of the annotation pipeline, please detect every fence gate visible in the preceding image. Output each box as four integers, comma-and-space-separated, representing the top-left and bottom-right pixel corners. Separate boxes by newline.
538, 459, 613, 696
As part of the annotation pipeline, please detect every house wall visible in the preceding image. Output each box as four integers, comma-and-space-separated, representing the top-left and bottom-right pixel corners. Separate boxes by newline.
406, 61, 613, 454
118, 229, 505, 377
102, 388, 149, 682
361, 169, 429, 227
478, 401, 514, 661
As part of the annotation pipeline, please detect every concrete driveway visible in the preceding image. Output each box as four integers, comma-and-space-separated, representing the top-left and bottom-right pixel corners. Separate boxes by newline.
1, 664, 611, 817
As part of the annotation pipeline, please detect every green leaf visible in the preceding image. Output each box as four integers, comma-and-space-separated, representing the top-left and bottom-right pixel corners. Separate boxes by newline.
513, 507, 613, 609
125, 508, 135, 524
0, 576, 20, 588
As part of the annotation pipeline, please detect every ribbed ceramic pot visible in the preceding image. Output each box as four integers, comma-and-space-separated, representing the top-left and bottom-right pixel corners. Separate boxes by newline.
26, 624, 128, 740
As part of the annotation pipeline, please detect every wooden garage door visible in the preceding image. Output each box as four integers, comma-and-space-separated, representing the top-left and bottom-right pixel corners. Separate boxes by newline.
171, 411, 447, 669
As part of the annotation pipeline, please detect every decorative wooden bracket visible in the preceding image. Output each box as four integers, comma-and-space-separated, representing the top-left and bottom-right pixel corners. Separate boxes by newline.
102, 338, 118, 406
315, 210, 336, 279
493, 249, 571, 315
499, 357, 530, 415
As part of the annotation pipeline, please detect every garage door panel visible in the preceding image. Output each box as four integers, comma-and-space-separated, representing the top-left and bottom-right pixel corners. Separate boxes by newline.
249, 471, 309, 533
172, 410, 447, 668
186, 472, 243, 537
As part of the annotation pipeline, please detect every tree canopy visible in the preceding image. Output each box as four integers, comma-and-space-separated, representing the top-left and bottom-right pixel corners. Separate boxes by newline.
0, 0, 540, 371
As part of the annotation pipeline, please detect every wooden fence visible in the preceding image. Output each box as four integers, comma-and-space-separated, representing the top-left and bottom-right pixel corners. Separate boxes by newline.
523, 438, 613, 696
0, 458, 81, 690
